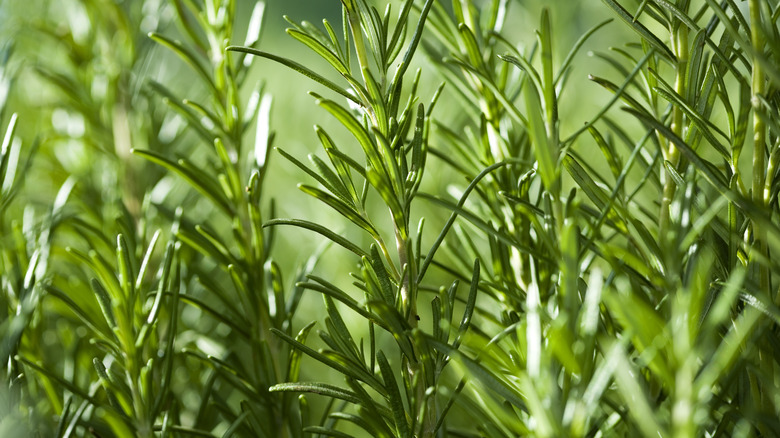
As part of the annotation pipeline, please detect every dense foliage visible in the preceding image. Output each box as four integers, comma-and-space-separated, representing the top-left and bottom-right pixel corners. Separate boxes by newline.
2, 0, 780, 436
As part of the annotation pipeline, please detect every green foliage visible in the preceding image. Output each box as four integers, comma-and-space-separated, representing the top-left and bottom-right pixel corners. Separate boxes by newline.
2, 0, 780, 437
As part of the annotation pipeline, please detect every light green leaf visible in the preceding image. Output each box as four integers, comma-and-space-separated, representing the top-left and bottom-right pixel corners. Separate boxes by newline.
600, 0, 676, 61
376, 350, 409, 437
270, 382, 362, 405
264, 218, 369, 258
453, 259, 479, 349
523, 78, 557, 192
148, 32, 216, 94
226, 46, 361, 105
132, 148, 233, 215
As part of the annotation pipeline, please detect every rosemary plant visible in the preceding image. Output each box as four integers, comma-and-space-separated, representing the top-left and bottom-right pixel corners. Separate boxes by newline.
136, 1, 317, 436
228, 0, 473, 436
419, 0, 780, 436
1, 0, 780, 437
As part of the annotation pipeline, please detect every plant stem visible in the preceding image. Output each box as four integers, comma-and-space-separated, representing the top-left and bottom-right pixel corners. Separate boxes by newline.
659, 23, 687, 237
748, 0, 771, 429
666, 14, 700, 438
395, 169, 436, 438
749, 0, 768, 288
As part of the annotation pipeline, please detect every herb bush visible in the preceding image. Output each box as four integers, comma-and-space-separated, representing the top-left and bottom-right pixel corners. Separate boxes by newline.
2, 0, 780, 436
